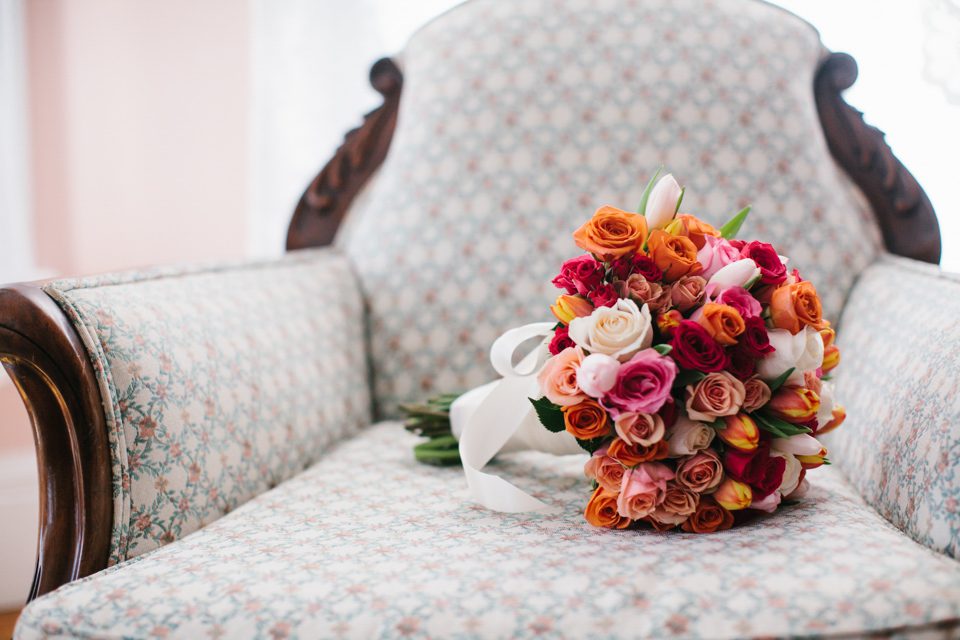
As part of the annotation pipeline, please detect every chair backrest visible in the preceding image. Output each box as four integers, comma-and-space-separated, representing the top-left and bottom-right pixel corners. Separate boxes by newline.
336, 0, 886, 415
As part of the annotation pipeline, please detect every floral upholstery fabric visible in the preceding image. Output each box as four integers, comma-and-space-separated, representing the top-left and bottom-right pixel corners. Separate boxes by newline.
338, 0, 884, 416
16, 423, 960, 640
829, 255, 960, 559
43, 249, 371, 564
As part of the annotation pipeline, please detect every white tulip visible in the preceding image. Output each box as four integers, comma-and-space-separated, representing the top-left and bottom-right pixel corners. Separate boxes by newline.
644, 174, 683, 229
772, 433, 825, 457
771, 450, 802, 496
706, 258, 761, 292
568, 298, 653, 362
796, 326, 825, 374
757, 327, 822, 386
816, 380, 835, 428
749, 491, 782, 513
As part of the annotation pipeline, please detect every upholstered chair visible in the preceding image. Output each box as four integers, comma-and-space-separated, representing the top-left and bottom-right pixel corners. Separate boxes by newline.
4, 1, 957, 638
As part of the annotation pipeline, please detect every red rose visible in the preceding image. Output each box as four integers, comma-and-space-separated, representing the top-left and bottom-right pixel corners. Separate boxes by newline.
548, 326, 574, 355
738, 316, 775, 358
552, 255, 605, 296
727, 347, 756, 380
589, 283, 620, 308
724, 441, 786, 499
610, 255, 663, 282
741, 241, 786, 285
670, 320, 729, 373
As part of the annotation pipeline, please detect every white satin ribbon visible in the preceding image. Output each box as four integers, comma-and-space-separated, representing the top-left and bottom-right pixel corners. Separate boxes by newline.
452, 322, 583, 513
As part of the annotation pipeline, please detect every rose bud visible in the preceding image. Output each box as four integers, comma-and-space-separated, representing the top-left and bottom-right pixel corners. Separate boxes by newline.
551, 294, 594, 325
576, 353, 621, 398
584, 486, 632, 529
767, 386, 820, 424
706, 258, 761, 292
715, 413, 760, 451
657, 309, 683, 337
816, 405, 846, 435
713, 478, 752, 511
644, 173, 683, 229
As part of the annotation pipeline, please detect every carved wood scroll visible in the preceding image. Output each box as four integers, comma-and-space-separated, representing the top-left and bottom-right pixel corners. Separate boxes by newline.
286, 58, 403, 249
814, 52, 941, 264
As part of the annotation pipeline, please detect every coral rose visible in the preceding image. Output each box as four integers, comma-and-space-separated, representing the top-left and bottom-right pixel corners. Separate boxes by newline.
647, 229, 703, 282
695, 302, 745, 346
684, 371, 746, 422
562, 399, 611, 440
770, 281, 826, 334
675, 450, 724, 493
651, 482, 700, 526
676, 214, 721, 249
617, 463, 674, 519
681, 497, 734, 533
537, 347, 586, 406
614, 412, 665, 447
608, 437, 669, 466
584, 448, 625, 493
617, 274, 671, 312
585, 486, 631, 529
573, 205, 648, 260
670, 275, 707, 312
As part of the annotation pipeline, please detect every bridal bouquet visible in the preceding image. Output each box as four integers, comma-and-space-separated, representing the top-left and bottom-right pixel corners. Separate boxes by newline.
533, 170, 844, 532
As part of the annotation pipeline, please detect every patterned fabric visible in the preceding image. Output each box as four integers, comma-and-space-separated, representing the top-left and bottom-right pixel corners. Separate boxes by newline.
43, 248, 371, 564
338, 0, 884, 416
829, 254, 960, 559
16, 423, 960, 640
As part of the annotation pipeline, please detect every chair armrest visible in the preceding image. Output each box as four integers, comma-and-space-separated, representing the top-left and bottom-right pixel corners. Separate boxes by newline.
831, 254, 960, 558
0, 248, 371, 598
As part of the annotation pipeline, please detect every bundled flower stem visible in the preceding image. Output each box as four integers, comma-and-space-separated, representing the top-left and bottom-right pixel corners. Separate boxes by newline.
401, 394, 463, 466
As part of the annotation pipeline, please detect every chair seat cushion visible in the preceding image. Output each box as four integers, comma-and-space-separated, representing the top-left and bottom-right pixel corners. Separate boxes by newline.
16, 424, 960, 640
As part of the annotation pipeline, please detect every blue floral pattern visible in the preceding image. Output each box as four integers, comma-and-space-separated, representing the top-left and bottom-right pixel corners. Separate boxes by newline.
16, 424, 960, 639
338, 0, 884, 416
830, 254, 960, 559
43, 249, 371, 563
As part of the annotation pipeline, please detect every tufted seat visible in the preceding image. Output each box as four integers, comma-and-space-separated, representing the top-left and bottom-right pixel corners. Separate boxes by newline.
15, 423, 960, 639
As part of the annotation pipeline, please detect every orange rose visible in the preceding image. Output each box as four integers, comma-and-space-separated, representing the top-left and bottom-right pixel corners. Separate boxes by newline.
584, 486, 632, 529
563, 400, 611, 440
697, 303, 745, 346
680, 496, 735, 533
607, 437, 669, 466
770, 281, 826, 334
647, 229, 702, 282
573, 205, 647, 261
676, 214, 721, 250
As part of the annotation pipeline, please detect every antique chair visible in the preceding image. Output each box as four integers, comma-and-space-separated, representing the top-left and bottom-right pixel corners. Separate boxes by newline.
4, 0, 959, 637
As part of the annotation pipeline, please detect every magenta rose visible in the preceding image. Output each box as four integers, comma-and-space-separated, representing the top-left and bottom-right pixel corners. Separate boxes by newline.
589, 283, 620, 308
548, 325, 574, 355
669, 321, 729, 373
604, 348, 678, 417
740, 241, 786, 285
724, 441, 786, 499
552, 254, 605, 296
610, 254, 663, 282
715, 287, 762, 319
738, 316, 774, 358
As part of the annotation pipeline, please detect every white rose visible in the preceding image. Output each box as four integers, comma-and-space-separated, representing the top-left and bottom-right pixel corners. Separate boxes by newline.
568, 298, 653, 361
706, 258, 761, 292
757, 327, 823, 386
666, 415, 715, 456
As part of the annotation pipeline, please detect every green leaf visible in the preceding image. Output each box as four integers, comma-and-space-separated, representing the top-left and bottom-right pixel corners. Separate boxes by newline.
719, 205, 751, 239
637, 165, 664, 215
653, 344, 673, 356
577, 437, 607, 454
767, 367, 795, 393
673, 369, 707, 388
753, 412, 811, 438
674, 186, 686, 214
529, 396, 566, 433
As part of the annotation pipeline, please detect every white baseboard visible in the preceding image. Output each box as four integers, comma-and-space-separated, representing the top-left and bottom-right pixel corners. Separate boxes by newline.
0, 449, 38, 609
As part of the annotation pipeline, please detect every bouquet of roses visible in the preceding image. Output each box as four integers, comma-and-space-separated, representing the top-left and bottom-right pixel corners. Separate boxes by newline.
532, 170, 845, 533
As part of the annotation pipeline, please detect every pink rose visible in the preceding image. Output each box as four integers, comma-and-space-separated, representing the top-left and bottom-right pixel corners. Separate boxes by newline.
697, 235, 741, 279
576, 353, 621, 398
675, 450, 724, 493
715, 286, 762, 319
552, 254, 605, 296
614, 412, 665, 446
536, 347, 586, 407
669, 275, 707, 312
741, 376, 772, 412
684, 371, 746, 421
651, 482, 700, 525
584, 447, 625, 493
604, 349, 678, 417
666, 415, 715, 456
589, 283, 620, 308
617, 463, 675, 519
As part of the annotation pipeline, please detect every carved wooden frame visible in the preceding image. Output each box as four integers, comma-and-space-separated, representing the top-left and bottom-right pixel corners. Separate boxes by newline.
1, 48, 942, 604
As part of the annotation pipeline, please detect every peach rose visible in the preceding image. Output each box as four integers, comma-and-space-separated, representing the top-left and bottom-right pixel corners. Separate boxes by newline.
614, 412, 665, 447
741, 376, 772, 413
669, 275, 707, 312
617, 463, 674, 519
684, 371, 746, 422
537, 347, 586, 407
573, 205, 647, 261
608, 437, 669, 466
770, 281, 826, 334
695, 302, 745, 346
676, 214, 721, 250
675, 449, 724, 493
650, 482, 700, 526
647, 229, 703, 282
584, 448, 625, 493
563, 399, 611, 440
666, 415, 715, 457
585, 486, 632, 529
681, 496, 734, 533
617, 274, 671, 312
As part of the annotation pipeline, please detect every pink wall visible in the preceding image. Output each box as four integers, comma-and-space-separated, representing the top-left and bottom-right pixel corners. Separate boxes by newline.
1, 0, 251, 453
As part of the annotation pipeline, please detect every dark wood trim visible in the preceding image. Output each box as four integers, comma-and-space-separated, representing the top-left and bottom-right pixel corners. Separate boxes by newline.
815, 52, 941, 264
286, 58, 403, 250
0, 284, 112, 601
